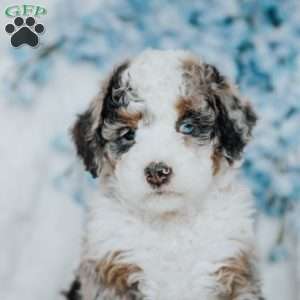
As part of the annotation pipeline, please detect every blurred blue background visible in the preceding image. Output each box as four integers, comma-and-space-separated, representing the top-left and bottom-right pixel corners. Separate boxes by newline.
0, 1, 299, 299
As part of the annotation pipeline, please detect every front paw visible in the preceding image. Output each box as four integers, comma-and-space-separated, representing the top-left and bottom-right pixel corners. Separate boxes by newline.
80, 251, 144, 300
96, 251, 143, 298
214, 251, 263, 300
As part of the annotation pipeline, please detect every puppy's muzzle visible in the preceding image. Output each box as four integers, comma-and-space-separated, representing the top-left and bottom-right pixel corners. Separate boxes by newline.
144, 162, 173, 188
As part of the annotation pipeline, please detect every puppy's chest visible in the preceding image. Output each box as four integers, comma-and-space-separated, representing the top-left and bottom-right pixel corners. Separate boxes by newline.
130, 223, 238, 299
87, 204, 252, 299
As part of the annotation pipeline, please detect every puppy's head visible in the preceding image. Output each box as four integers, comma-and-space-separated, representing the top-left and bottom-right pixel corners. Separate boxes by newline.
72, 50, 257, 214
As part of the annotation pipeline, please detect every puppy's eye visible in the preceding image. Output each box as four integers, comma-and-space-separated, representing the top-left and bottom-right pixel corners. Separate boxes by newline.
119, 128, 136, 141
179, 123, 194, 135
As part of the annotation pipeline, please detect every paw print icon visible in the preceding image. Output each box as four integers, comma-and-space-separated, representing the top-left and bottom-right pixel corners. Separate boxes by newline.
5, 16, 44, 47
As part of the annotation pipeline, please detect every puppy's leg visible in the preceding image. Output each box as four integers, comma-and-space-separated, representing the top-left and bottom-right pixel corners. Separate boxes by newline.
215, 252, 264, 300
79, 251, 144, 300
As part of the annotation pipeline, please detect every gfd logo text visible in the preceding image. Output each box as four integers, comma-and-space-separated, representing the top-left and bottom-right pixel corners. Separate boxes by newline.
5, 5, 47, 17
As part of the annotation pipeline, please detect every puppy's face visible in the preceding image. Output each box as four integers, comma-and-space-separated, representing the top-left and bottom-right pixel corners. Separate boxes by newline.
72, 50, 256, 214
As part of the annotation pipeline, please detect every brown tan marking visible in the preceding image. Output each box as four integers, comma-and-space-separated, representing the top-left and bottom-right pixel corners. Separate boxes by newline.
118, 109, 143, 128
216, 253, 250, 297
181, 55, 201, 74
211, 148, 223, 176
95, 251, 142, 296
175, 97, 194, 148
176, 97, 194, 118
215, 252, 262, 299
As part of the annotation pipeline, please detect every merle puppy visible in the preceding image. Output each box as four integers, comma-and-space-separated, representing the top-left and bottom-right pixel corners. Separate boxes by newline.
66, 49, 263, 300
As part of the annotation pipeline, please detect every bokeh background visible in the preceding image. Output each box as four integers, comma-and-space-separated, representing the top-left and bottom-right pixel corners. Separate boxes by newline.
0, 0, 299, 299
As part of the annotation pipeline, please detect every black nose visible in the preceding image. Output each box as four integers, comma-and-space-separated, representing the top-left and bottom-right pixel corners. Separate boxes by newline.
144, 162, 173, 188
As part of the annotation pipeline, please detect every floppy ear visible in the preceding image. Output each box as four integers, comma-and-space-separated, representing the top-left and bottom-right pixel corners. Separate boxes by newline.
204, 64, 257, 162
72, 95, 105, 178
71, 61, 130, 177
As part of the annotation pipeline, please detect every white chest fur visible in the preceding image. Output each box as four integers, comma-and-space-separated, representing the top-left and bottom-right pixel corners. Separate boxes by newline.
83, 183, 255, 300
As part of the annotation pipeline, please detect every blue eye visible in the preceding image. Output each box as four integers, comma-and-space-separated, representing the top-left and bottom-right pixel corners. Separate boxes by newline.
179, 123, 194, 135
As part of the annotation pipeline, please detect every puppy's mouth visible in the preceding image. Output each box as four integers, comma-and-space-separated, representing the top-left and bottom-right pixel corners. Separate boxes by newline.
146, 190, 183, 198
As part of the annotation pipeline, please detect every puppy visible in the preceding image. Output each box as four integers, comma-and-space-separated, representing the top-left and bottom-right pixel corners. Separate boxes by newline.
68, 49, 263, 300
